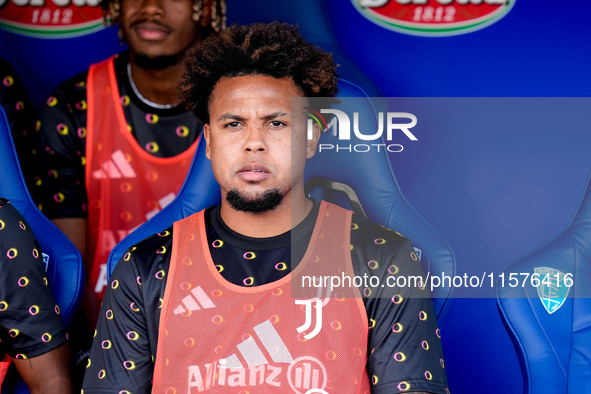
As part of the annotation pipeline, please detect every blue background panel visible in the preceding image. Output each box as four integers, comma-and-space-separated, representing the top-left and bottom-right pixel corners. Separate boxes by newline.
385, 97, 590, 392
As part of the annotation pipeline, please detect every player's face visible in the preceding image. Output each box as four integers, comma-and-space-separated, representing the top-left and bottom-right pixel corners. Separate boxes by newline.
118, 0, 199, 60
204, 75, 318, 211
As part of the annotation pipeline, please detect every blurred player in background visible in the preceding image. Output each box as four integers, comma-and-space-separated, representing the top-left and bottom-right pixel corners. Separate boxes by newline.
28, 0, 226, 385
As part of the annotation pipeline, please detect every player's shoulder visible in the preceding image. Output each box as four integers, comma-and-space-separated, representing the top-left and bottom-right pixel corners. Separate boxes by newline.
349, 213, 426, 294
37, 69, 89, 116
0, 57, 11, 71
111, 225, 174, 282
350, 212, 411, 251
0, 196, 15, 215
52, 69, 90, 100
0, 197, 28, 227
0, 58, 20, 88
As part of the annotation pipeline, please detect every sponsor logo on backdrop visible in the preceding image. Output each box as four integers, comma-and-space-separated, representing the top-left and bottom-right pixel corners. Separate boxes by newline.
352, 0, 516, 37
0, 0, 104, 38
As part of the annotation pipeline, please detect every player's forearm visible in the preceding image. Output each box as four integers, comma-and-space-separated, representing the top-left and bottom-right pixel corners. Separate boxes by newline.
13, 343, 74, 394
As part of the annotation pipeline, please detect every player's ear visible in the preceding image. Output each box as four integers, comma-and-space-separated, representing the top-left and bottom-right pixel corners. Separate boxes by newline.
306, 122, 321, 159
204, 124, 211, 160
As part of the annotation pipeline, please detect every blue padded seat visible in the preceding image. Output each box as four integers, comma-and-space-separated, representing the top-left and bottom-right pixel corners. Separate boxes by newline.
497, 173, 591, 394
0, 107, 84, 393
108, 79, 455, 323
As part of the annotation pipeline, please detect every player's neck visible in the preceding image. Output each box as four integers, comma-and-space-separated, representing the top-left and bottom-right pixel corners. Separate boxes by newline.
219, 193, 314, 238
128, 57, 185, 106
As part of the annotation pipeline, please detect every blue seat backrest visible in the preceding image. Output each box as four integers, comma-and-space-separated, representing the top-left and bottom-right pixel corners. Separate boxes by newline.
0, 107, 83, 327
0, 107, 84, 394
497, 172, 591, 394
108, 79, 456, 323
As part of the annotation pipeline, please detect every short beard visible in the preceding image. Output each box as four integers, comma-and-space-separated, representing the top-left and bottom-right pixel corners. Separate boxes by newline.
226, 189, 283, 213
134, 53, 181, 70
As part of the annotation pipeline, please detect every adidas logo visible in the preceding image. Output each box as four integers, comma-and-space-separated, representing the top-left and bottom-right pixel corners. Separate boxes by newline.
93, 150, 137, 179
187, 320, 328, 392
221, 319, 293, 368
174, 286, 216, 315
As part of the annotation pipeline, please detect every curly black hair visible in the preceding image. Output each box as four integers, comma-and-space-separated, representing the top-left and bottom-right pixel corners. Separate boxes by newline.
179, 22, 339, 124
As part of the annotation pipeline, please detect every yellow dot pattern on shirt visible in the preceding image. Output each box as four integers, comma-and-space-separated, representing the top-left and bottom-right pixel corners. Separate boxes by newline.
176, 126, 189, 137
123, 360, 136, 370
76, 100, 87, 110
3, 75, 14, 87
91, 239, 159, 390
145, 113, 159, 124
57, 123, 68, 135
210, 239, 290, 287
53, 192, 65, 203
6, 247, 17, 259
0, 209, 67, 359
243, 251, 256, 260
355, 220, 448, 392
145, 142, 159, 153
140, 113, 164, 154
120, 95, 130, 106
381, 305, 447, 388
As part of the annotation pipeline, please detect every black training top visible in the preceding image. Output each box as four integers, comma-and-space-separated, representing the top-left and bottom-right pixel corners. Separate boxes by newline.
30, 51, 201, 219
0, 198, 68, 360
83, 202, 449, 393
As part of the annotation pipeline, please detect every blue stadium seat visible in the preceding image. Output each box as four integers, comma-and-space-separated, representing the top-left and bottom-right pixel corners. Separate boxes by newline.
0, 107, 84, 393
108, 79, 456, 323
497, 172, 591, 394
